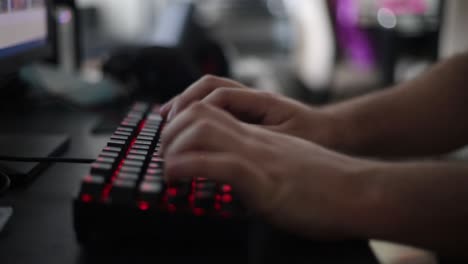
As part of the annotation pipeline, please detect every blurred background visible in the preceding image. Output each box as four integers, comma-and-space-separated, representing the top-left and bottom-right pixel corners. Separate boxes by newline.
70, 0, 445, 105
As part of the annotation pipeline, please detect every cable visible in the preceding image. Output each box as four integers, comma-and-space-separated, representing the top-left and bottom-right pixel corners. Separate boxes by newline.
0, 156, 95, 195
0, 156, 95, 164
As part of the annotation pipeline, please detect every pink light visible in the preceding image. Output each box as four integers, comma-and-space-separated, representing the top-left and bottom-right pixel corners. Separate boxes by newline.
193, 208, 205, 216
221, 194, 232, 203
81, 194, 93, 203
378, 0, 428, 15
138, 201, 150, 211
222, 185, 232, 193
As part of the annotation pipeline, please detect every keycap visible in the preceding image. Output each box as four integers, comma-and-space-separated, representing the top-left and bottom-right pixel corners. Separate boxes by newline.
96, 157, 115, 164
135, 140, 152, 145
144, 174, 164, 182
103, 146, 122, 153
127, 154, 146, 161
129, 149, 148, 156
111, 135, 128, 141
147, 162, 161, 169
117, 127, 133, 133
142, 127, 158, 133
143, 124, 159, 130
108, 139, 126, 148
121, 121, 139, 128
194, 190, 216, 209
115, 131, 132, 137
124, 115, 139, 121
133, 144, 150, 150
123, 160, 144, 167
151, 157, 164, 162
167, 183, 191, 205
132, 102, 149, 112
91, 162, 113, 175
221, 184, 232, 193
80, 175, 106, 197
110, 179, 137, 203
117, 172, 140, 181
139, 132, 156, 137
100, 152, 119, 158
127, 112, 144, 119
147, 114, 163, 122
136, 135, 154, 141
196, 181, 216, 191
120, 166, 142, 174
145, 121, 161, 127
146, 168, 163, 175
139, 181, 164, 203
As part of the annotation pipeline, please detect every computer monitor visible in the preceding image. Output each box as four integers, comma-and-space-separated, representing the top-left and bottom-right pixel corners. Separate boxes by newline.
0, 0, 69, 185
0, 0, 49, 74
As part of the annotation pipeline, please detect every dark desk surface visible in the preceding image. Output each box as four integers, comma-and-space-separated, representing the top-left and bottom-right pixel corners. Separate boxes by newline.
0, 107, 379, 264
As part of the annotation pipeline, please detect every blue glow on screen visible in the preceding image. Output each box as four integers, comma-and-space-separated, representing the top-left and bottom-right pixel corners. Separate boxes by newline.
0, 39, 46, 58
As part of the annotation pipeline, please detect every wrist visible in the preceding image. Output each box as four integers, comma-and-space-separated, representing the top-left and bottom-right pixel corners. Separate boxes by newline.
315, 107, 361, 154
333, 158, 387, 239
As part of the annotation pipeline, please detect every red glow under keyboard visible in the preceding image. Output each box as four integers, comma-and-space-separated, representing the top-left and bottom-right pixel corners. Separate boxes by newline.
77, 102, 237, 217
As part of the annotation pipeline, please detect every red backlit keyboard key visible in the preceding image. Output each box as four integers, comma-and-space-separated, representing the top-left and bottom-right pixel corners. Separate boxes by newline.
115, 131, 132, 137
139, 181, 164, 204
96, 157, 115, 164
110, 179, 137, 203
117, 127, 133, 133
127, 155, 146, 161
123, 160, 144, 167
194, 191, 216, 210
120, 166, 142, 174
129, 149, 148, 156
135, 140, 152, 145
111, 135, 129, 141
117, 172, 139, 181
133, 145, 150, 150
108, 139, 126, 148
80, 175, 106, 198
136, 135, 154, 141
144, 174, 164, 182
99, 152, 119, 158
91, 162, 113, 175
103, 146, 122, 153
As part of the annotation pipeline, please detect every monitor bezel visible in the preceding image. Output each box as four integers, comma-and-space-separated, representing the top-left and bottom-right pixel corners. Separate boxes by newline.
0, 0, 51, 76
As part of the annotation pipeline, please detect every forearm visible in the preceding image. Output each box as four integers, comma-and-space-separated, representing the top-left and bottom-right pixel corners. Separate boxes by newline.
322, 53, 468, 156
349, 160, 468, 257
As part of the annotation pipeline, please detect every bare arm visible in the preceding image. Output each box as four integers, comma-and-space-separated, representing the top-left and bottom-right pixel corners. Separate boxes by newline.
352, 160, 468, 257
162, 102, 468, 258
324, 53, 468, 156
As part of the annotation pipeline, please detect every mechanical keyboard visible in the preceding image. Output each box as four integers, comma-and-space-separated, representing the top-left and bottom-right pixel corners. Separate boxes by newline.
73, 102, 377, 262
74, 102, 248, 254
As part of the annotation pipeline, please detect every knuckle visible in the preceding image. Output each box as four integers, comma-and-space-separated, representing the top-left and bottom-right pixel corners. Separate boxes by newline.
193, 119, 215, 133
188, 101, 209, 114
171, 97, 182, 111
200, 74, 219, 84
211, 87, 231, 99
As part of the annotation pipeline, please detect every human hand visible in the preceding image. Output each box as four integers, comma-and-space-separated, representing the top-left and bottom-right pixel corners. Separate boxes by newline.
162, 102, 374, 239
159, 75, 338, 147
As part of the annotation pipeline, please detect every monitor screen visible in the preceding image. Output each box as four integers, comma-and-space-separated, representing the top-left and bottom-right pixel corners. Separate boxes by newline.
0, 0, 47, 59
